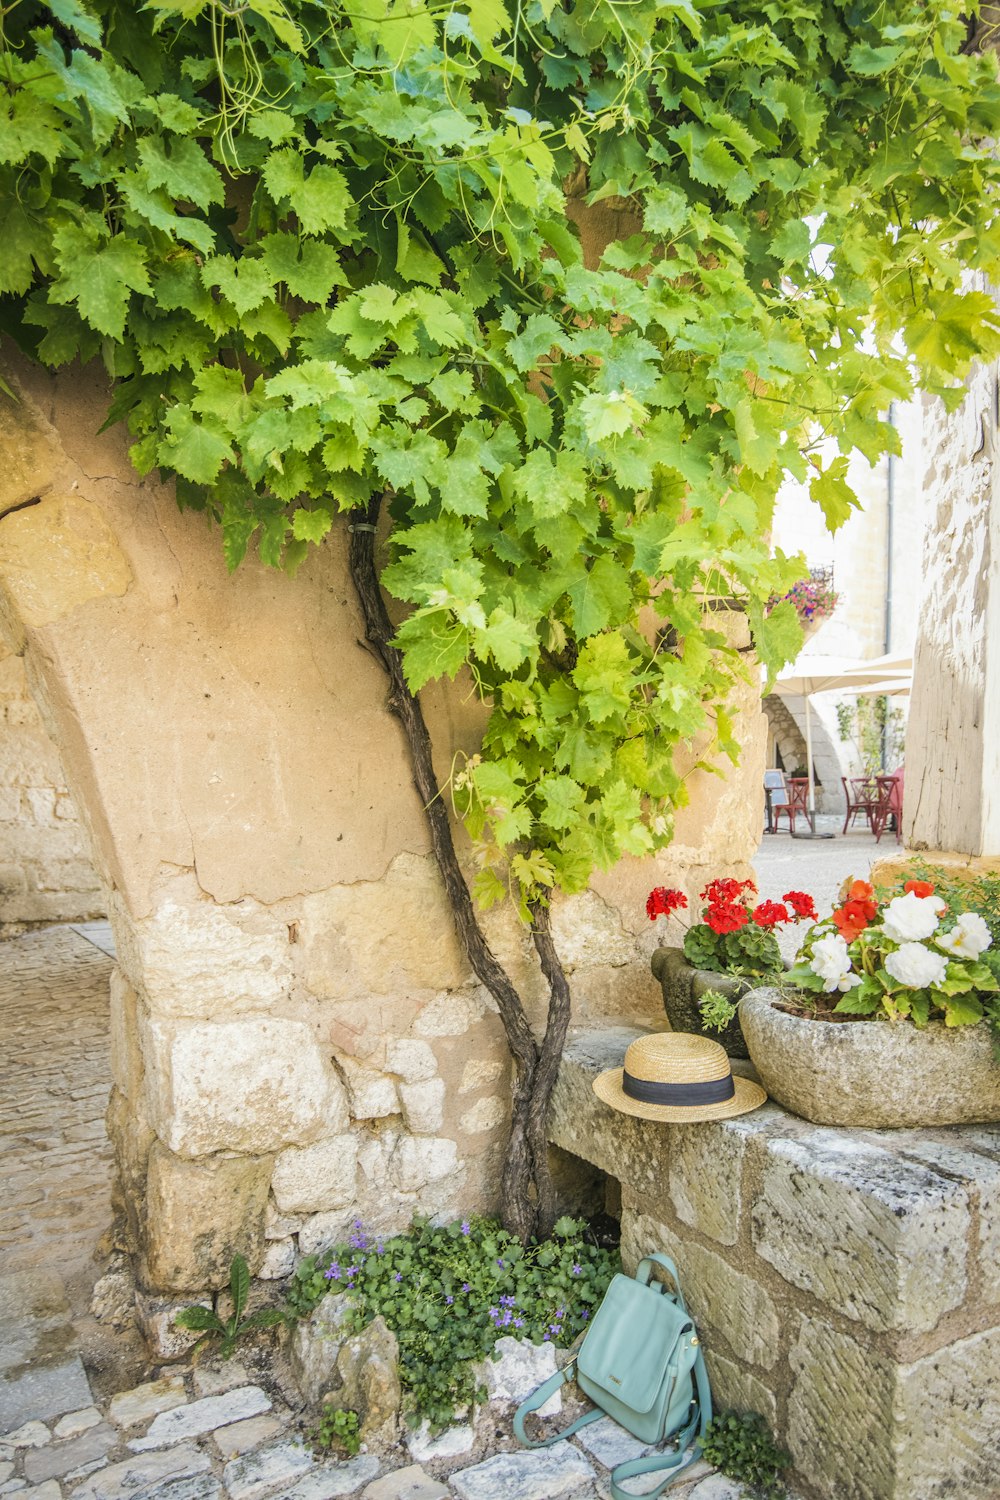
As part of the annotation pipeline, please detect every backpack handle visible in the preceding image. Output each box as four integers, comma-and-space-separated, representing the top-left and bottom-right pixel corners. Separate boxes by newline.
635, 1253, 687, 1310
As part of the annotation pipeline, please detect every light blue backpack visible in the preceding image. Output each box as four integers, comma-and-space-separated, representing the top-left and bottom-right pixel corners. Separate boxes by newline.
514, 1253, 711, 1499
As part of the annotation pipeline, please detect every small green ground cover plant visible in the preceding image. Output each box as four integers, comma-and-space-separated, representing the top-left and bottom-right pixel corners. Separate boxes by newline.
286, 1214, 618, 1430
175, 1254, 283, 1359
312, 1406, 361, 1457
701, 1410, 790, 1500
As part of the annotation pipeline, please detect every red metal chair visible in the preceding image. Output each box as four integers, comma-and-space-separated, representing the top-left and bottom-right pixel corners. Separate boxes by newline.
842, 776, 880, 834
872, 772, 904, 844
774, 776, 810, 832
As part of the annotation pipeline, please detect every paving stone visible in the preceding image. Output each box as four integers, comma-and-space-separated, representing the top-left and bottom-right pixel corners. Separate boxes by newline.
223, 1437, 314, 1500
0, 1482, 26, 1496
0, 1424, 49, 1448
192, 1364, 250, 1399
128, 1387, 271, 1452
284, 1457, 380, 1499
0, 1466, 11, 1485
144, 1478, 223, 1500
575, 1415, 652, 1468
212, 1415, 284, 1460
23, 1425, 117, 1483
108, 1376, 187, 1428
54, 1408, 103, 1439
68, 1441, 212, 1499
450, 1442, 596, 1500
360, 1465, 449, 1500
688, 1479, 745, 1500
473, 1337, 561, 1416
24, 1485, 62, 1499
0, 1356, 94, 1434
405, 1421, 475, 1463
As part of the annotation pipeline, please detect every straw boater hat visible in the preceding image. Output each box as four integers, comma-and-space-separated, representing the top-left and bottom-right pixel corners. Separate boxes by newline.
593, 1032, 767, 1122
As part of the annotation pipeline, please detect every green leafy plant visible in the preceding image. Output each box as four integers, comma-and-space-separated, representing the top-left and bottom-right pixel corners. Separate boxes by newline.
697, 989, 739, 1035
836, 696, 906, 775
701, 1411, 790, 1500
3, 1, 1000, 1238
285, 1215, 617, 1431
175, 1255, 284, 1359
312, 1406, 361, 1457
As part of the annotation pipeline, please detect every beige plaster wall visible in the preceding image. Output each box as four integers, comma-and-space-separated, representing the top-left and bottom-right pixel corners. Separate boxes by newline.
0, 638, 103, 930
0, 354, 766, 1297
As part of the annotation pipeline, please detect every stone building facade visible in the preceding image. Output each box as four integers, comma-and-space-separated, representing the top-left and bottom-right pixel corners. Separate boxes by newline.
0, 356, 767, 1300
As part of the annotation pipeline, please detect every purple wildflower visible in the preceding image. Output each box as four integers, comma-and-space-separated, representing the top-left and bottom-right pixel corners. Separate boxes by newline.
325, 1261, 341, 1281
461, 1220, 471, 1235
572, 1264, 582, 1276
502, 1310, 513, 1327
461, 1282, 471, 1293
496, 1258, 505, 1269
445, 1295, 454, 1305
513, 1317, 524, 1329
499, 1293, 516, 1308
394, 1272, 403, 1283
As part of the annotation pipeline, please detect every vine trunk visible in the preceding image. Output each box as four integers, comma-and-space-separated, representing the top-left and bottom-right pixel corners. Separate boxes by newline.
347, 495, 573, 1243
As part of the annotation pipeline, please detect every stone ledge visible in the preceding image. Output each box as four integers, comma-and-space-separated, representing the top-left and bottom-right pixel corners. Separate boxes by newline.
550, 1027, 1000, 1500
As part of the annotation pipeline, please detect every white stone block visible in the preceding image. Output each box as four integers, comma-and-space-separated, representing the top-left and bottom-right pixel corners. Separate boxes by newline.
272, 1137, 358, 1214
0, 1424, 49, 1448
223, 1438, 314, 1500
148, 1018, 344, 1157
127, 1387, 271, 1452
389, 1137, 458, 1192
297, 1212, 355, 1257
118, 892, 293, 1019
52, 1408, 102, 1440
108, 1375, 187, 1429
458, 1058, 503, 1095
385, 1040, 438, 1083
258, 1239, 296, 1280
68, 1443, 212, 1500
473, 1337, 561, 1416
414, 992, 485, 1038
398, 1079, 445, 1134
284, 1456, 380, 1498
450, 1442, 595, 1500
405, 1421, 475, 1462
339, 1057, 398, 1120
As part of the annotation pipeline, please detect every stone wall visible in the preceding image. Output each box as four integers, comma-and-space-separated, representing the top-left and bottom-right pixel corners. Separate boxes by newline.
0, 356, 768, 1299
0, 638, 103, 931
551, 1030, 1000, 1500
905, 341, 1000, 855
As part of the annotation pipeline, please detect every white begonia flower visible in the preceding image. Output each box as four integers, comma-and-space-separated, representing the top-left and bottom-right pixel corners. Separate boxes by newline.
810, 933, 861, 993
881, 891, 945, 944
936, 911, 992, 961
884, 941, 949, 990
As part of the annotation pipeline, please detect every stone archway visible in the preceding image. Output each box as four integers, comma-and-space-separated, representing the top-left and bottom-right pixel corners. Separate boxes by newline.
0, 356, 769, 1331
763, 694, 843, 815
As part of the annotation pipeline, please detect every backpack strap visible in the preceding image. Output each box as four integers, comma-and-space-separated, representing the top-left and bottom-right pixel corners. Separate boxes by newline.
512, 1361, 604, 1448
634, 1253, 688, 1311
607, 1345, 712, 1500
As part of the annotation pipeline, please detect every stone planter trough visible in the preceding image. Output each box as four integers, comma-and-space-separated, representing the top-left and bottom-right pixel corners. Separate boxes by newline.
651, 945, 753, 1058
740, 986, 1000, 1128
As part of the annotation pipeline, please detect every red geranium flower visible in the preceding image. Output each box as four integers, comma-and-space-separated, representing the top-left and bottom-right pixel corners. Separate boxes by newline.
646, 887, 688, 920
904, 879, 936, 899
783, 890, 818, 921
705, 902, 749, 935
701, 877, 756, 905
832, 900, 874, 941
752, 900, 790, 929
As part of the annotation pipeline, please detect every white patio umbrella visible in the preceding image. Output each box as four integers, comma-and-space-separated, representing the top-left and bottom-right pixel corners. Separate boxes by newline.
770, 654, 912, 833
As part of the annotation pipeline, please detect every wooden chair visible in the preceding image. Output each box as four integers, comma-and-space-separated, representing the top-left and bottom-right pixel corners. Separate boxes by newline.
872, 772, 904, 844
774, 776, 810, 832
842, 775, 880, 834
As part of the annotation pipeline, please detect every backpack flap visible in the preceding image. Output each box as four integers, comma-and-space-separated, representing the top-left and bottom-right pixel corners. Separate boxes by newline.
576, 1273, 694, 1444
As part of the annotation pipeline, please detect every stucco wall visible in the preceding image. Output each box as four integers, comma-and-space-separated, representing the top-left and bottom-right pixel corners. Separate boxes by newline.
0, 638, 103, 930
0, 354, 766, 1295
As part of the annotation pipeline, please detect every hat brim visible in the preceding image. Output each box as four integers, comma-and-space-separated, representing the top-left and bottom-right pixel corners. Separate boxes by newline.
592, 1067, 767, 1122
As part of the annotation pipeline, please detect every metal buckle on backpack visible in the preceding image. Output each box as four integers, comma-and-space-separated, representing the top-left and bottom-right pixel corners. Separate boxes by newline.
561, 1357, 577, 1381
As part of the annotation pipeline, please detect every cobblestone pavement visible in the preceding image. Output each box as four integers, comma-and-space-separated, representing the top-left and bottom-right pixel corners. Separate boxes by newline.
0, 926, 115, 1282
